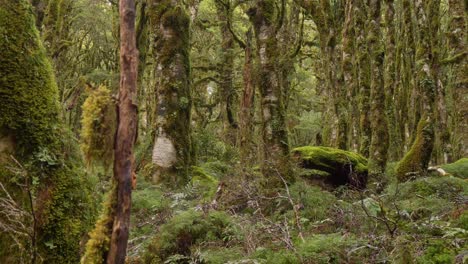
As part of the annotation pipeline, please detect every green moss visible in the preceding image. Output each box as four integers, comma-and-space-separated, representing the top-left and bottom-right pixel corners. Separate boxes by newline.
0, 0, 60, 156
0, 1, 97, 262
396, 120, 435, 181
292, 146, 368, 187
143, 210, 233, 263
441, 158, 468, 179
148, 0, 193, 182
81, 184, 116, 264
80, 85, 116, 168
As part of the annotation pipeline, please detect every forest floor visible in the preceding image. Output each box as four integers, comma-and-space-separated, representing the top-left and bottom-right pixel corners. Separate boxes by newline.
124, 157, 468, 264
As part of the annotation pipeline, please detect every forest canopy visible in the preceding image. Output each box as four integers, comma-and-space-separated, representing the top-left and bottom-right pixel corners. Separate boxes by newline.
0, 0, 466, 263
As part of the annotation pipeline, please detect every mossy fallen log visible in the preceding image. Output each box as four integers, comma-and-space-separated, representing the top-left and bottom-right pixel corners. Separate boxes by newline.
292, 146, 368, 188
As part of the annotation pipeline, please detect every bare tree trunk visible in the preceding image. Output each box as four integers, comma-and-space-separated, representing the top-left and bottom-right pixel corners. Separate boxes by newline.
238, 29, 256, 165
106, 0, 138, 262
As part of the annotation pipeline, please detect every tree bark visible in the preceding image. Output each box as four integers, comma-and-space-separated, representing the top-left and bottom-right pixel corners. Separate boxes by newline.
355, 0, 371, 157
447, 0, 467, 160
238, 29, 256, 165
396, 0, 437, 181
149, 0, 192, 183
248, 0, 292, 184
106, 0, 138, 262
216, 0, 238, 145
384, 0, 400, 161
368, 0, 389, 175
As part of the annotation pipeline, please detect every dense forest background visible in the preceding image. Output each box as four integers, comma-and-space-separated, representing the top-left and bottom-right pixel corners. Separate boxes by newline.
0, 0, 467, 263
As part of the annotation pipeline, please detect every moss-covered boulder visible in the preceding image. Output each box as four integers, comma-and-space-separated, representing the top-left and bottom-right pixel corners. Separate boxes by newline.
292, 146, 368, 188
441, 158, 468, 179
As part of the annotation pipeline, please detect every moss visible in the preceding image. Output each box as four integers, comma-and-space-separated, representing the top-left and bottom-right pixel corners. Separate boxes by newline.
81, 184, 117, 264
292, 146, 368, 188
0, 1, 97, 262
148, 0, 193, 182
396, 120, 434, 181
143, 210, 233, 263
441, 158, 468, 179
80, 85, 116, 168
0, 0, 60, 156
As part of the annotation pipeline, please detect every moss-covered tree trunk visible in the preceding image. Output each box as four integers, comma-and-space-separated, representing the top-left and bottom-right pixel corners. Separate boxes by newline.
149, 0, 192, 183
400, 0, 416, 152
368, 0, 389, 175
0, 0, 95, 262
447, 0, 467, 160
396, 0, 438, 181
355, 0, 371, 157
248, 0, 292, 184
216, 0, 238, 145
384, 0, 400, 162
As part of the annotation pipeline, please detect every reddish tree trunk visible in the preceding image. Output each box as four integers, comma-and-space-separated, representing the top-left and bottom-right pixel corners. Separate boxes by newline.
106, 0, 138, 263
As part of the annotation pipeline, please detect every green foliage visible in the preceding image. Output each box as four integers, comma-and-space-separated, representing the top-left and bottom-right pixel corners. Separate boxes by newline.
193, 126, 238, 163
298, 233, 367, 263
191, 166, 219, 200
252, 234, 367, 264
289, 181, 336, 222
143, 210, 233, 263
199, 247, 244, 264
419, 240, 456, 264
253, 247, 299, 264
80, 85, 115, 168
441, 158, 468, 179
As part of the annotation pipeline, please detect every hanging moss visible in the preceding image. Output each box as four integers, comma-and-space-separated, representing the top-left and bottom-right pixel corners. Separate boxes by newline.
395, 120, 434, 181
292, 146, 368, 188
80, 183, 117, 264
0, 1, 97, 262
80, 85, 116, 168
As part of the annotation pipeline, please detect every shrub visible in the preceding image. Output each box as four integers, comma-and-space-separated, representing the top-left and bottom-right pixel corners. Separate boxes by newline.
143, 210, 233, 263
